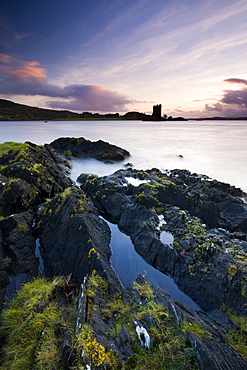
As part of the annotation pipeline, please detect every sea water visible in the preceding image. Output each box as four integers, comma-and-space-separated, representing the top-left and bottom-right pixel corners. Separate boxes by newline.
0, 119, 246, 192
1, 119, 247, 308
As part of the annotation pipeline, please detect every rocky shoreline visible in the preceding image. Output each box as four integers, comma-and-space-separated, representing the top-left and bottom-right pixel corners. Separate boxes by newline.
0, 138, 246, 369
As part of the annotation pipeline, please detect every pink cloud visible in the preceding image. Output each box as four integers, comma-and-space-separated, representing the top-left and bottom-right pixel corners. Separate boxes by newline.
0, 55, 132, 112
0, 62, 47, 81
224, 78, 247, 85
47, 84, 132, 112
0, 53, 13, 63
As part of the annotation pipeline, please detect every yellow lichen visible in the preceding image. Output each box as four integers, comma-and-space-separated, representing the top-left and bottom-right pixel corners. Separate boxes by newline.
78, 330, 112, 367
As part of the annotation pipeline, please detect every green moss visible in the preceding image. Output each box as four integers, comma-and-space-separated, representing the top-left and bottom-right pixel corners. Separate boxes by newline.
30, 163, 43, 173
64, 149, 73, 156
0, 142, 29, 157
17, 222, 28, 233
134, 281, 155, 301
3, 257, 12, 269
180, 321, 211, 339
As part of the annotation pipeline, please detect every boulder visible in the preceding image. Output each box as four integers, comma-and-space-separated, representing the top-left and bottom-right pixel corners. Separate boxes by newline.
49, 136, 130, 162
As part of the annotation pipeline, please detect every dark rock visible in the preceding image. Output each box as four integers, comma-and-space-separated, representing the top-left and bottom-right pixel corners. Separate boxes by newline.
49, 136, 130, 162
189, 333, 247, 370
0, 211, 38, 277
0, 211, 39, 310
115, 326, 133, 363
36, 186, 121, 293
78, 273, 247, 369
0, 260, 10, 311
0, 142, 72, 217
76, 173, 98, 184
79, 169, 247, 313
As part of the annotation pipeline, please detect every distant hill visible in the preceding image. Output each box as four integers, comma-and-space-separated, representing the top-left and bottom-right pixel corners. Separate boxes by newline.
0, 99, 81, 121
0, 98, 188, 121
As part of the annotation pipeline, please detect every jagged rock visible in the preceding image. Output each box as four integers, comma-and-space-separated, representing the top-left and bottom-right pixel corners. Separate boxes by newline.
79, 168, 247, 313
0, 230, 10, 311
0, 142, 72, 217
0, 211, 38, 277
75, 273, 247, 370
189, 333, 247, 370
114, 326, 133, 363
36, 186, 121, 292
49, 136, 130, 161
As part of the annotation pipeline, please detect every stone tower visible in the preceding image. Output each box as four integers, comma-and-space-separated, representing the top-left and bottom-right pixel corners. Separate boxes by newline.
152, 104, 162, 119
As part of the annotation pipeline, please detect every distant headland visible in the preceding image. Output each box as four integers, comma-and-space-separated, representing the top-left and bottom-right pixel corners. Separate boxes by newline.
0, 99, 187, 121
1, 98, 247, 121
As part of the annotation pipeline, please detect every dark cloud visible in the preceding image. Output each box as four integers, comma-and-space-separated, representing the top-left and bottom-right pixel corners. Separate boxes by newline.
220, 78, 247, 109
204, 103, 224, 112
0, 55, 132, 112
224, 78, 247, 85
221, 88, 247, 107
202, 78, 247, 117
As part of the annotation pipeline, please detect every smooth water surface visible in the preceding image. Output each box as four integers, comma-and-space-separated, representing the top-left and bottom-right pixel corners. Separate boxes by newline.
0, 119, 246, 191
109, 222, 200, 309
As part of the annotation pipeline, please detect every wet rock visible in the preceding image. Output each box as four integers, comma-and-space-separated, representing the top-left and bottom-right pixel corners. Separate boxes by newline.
189, 333, 247, 370
49, 136, 130, 162
36, 186, 121, 292
0, 142, 72, 217
0, 211, 38, 277
79, 169, 247, 313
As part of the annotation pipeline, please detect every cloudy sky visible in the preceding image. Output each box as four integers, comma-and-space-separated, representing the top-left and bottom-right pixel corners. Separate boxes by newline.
0, 0, 247, 117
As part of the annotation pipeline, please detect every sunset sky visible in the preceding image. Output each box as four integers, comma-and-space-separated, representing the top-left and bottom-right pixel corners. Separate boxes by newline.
0, 0, 247, 118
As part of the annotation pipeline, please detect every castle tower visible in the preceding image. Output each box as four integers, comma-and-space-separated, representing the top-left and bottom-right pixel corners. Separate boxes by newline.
152, 104, 162, 119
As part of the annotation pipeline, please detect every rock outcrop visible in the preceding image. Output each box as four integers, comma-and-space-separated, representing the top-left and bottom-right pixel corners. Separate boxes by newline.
0, 141, 72, 217
0, 141, 72, 308
36, 186, 121, 294
1, 272, 246, 370
79, 168, 247, 313
49, 136, 130, 162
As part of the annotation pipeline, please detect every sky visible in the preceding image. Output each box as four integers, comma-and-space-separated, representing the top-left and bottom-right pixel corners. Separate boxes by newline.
0, 0, 247, 118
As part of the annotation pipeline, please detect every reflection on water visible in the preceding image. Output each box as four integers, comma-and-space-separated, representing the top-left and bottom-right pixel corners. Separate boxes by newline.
35, 238, 44, 274
108, 222, 201, 310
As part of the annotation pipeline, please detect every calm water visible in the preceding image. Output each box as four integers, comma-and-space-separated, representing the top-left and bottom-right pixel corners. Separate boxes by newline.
0, 119, 246, 192
1, 119, 246, 308
108, 222, 200, 309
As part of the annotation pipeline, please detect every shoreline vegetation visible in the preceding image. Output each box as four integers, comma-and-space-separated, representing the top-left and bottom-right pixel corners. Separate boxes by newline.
1, 98, 247, 121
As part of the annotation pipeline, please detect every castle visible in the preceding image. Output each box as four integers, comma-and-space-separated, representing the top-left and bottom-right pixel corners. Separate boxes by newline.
152, 104, 162, 120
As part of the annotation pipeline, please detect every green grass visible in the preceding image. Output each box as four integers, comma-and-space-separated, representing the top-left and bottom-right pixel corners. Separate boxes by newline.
224, 311, 247, 361
81, 274, 200, 370
0, 276, 76, 370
